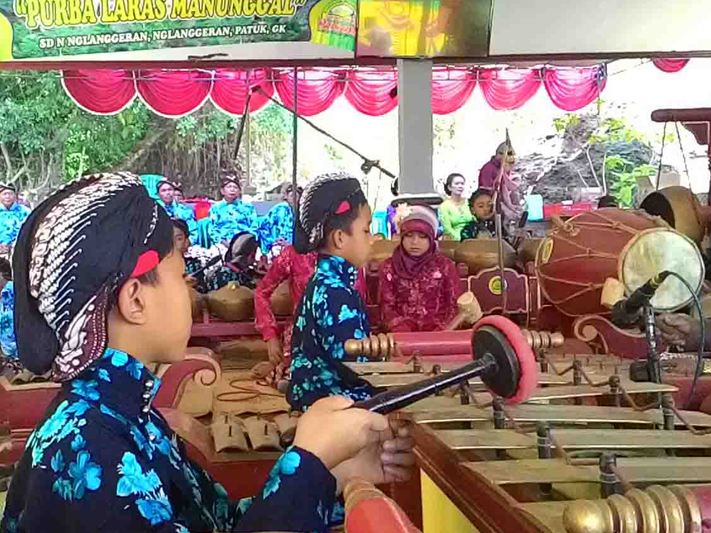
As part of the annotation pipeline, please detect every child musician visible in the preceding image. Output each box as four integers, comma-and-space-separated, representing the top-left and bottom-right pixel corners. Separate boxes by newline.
2, 172, 414, 533
460, 189, 499, 241
287, 173, 376, 412
379, 206, 462, 332
254, 245, 367, 373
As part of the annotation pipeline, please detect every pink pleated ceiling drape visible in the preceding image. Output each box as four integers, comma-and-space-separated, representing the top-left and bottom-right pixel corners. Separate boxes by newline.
478, 69, 540, 111
62, 65, 614, 118
62, 70, 136, 114
344, 69, 398, 116
136, 70, 212, 117
431, 68, 476, 115
211, 69, 274, 115
652, 59, 690, 73
273, 69, 345, 116
543, 66, 607, 112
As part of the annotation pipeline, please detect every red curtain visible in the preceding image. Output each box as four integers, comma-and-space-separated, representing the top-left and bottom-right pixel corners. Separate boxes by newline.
62, 70, 136, 115
478, 69, 541, 111
344, 69, 398, 117
211, 69, 274, 115
543, 66, 607, 112
653, 58, 690, 73
136, 70, 212, 117
432, 68, 476, 115
274, 69, 345, 117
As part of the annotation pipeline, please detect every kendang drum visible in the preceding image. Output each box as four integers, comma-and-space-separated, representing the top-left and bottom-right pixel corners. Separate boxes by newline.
620, 227, 705, 312
536, 209, 668, 317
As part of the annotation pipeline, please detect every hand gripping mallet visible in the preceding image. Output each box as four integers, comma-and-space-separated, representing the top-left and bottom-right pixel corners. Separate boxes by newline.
281, 315, 539, 447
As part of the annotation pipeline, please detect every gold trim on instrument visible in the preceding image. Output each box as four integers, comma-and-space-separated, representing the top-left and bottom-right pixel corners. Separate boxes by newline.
344, 329, 564, 359
563, 485, 702, 533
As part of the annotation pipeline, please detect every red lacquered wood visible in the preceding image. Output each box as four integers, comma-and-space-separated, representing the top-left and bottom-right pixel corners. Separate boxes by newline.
0, 378, 60, 432
689, 485, 711, 521
0, 350, 221, 466
671, 376, 711, 412
391, 331, 473, 356
536, 305, 575, 338
345, 492, 421, 533
651, 108, 711, 124
573, 314, 660, 360
467, 267, 529, 316
153, 348, 221, 409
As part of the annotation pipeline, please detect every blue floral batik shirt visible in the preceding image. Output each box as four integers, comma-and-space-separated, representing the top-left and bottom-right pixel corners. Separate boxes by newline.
158, 200, 198, 243
255, 202, 294, 255
0, 203, 30, 246
1, 348, 343, 533
288, 255, 375, 412
208, 200, 257, 245
0, 281, 17, 360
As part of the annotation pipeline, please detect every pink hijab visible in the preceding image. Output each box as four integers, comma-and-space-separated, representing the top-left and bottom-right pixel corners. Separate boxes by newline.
392, 207, 439, 281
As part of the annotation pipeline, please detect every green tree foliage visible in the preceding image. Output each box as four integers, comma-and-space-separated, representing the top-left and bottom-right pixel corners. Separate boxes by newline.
0, 71, 150, 199
553, 111, 659, 208
64, 101, 151, 181
0, 71, 293, 201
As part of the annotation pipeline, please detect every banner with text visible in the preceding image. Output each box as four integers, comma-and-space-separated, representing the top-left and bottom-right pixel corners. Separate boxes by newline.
0, 0, 357, 62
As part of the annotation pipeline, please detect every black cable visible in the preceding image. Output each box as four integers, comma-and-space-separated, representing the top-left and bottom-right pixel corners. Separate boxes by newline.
253, 87, 397, 180
665, 271, 705, 408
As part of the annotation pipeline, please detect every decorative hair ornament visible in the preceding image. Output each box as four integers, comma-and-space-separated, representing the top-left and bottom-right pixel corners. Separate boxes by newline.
336, 201, 351, 214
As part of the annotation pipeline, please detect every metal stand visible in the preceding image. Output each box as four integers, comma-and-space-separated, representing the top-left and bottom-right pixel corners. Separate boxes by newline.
644, 303, 662, 384
599, 453, 621, 498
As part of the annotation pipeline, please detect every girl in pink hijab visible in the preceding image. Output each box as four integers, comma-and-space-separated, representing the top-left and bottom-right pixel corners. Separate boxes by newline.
378, 205, 462, 332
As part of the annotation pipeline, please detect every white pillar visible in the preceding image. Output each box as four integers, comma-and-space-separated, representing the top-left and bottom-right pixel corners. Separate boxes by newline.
397, 59, 434, 194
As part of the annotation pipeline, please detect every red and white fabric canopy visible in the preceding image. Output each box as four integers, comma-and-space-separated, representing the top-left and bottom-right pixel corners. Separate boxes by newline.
61, 65, 613, 118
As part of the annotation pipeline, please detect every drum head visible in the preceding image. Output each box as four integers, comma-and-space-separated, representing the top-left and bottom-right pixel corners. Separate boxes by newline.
619, 228, 705, 312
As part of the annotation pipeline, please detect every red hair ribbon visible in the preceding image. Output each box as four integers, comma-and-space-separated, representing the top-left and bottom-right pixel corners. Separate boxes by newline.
130, 250, 160, 278
336, 200, 351, 214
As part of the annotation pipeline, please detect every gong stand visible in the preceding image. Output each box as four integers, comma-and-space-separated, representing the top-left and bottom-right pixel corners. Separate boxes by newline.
651, 108, 711, 207
624, 303, 664, 388
643, 304, 663, 385
491, 132, 513, 315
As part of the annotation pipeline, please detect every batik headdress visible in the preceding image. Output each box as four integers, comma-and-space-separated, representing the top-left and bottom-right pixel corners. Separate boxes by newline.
295, 172, 366, 254
13, 172, 173, 381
